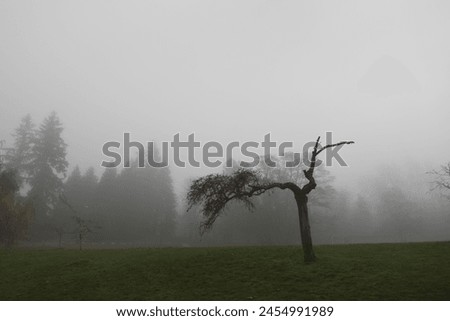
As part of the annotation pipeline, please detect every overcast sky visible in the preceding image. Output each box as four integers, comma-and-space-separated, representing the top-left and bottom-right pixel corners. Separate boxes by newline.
1, 0, 450, 195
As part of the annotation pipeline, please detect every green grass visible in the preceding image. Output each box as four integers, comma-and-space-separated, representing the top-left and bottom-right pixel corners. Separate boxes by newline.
1, 242, 449, 300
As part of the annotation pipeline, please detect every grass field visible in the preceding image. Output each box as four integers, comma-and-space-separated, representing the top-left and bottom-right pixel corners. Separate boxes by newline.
0, 242, 449, 300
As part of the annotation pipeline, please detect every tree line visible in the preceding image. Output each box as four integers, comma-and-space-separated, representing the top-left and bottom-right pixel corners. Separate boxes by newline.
1, 113, 449, 251
0, 112, 177, 248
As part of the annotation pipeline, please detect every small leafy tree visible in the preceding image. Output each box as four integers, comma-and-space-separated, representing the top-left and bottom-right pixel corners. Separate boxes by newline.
187, 137, 353, 263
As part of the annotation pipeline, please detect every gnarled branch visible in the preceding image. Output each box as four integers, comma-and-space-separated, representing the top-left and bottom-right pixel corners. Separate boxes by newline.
302, 136, 354, 194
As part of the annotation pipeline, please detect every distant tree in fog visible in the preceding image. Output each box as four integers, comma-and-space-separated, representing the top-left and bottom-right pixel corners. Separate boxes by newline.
51, 166, 99, 246
110, 161, 177, 244
77, 158, 178, 246
64, 166, 83, 204
429, 163, 450, 200
58, 191, 100, 250
95, 165, 119, 239
72, 215, 96, 250
7, 114, 36, 186
187, 137, 353, 263
28, 112, 68, 218
360, 165, 428, 243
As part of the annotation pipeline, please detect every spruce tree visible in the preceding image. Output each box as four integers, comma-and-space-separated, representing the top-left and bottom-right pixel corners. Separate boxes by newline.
9, 114, 35, 186
28, 112, 68, 218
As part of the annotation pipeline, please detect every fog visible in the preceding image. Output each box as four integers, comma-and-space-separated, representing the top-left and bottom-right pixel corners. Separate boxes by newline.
1, 1, 449, 246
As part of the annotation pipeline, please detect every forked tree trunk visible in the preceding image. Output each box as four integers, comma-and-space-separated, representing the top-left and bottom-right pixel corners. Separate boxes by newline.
295, 192, 316, 263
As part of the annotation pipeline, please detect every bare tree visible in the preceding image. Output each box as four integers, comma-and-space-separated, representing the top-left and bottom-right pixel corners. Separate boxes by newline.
59, 194, 99, 250
429, 162, 450, 199
72, 215, 94, 250
187, 137, 354, 263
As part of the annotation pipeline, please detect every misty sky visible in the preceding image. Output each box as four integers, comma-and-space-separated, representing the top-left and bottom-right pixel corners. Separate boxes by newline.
1, 0, 450, 195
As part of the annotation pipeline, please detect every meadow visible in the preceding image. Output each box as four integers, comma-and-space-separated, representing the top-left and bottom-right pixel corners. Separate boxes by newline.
0, 242, 449, 300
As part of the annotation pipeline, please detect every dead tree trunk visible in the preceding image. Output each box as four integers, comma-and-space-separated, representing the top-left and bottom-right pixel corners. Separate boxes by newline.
295, 191, 316, 263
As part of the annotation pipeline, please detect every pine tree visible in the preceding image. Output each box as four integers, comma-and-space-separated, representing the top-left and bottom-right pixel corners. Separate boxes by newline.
28, 112, 68, 218
8, 114, 35, 186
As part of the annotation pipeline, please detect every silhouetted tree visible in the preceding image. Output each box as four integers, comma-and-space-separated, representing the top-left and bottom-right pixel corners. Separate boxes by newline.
181, 154, 336, 246
187, 137, 353, 263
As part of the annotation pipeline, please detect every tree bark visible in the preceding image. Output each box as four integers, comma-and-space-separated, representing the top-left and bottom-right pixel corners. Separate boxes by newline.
295, 191, 316, 263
